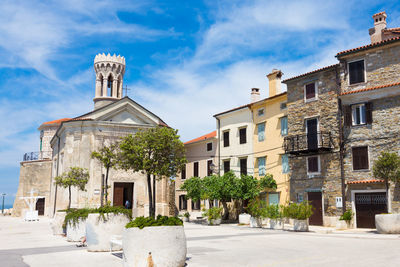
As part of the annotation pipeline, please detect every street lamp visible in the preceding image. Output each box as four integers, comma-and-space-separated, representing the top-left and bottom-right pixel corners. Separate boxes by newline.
1, 193, 5, 214
210, 162, 217, 175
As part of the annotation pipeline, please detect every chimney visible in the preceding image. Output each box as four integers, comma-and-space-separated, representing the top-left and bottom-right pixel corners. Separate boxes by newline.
251, 88, 260, 103
369, 11, 387, 44
267, 69, 282, 97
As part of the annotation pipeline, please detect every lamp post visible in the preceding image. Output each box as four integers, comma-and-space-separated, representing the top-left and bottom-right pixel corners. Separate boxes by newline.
1, 193, 5, 214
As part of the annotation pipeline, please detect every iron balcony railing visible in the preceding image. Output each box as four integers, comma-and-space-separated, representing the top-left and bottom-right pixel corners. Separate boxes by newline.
283, 131, 334, 155
23, 151, 52, 161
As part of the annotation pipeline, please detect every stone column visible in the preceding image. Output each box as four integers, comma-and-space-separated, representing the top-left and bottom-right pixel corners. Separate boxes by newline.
112, 79, 118, 98
119, 79, 123, 97
102, 78, 108, 97
95, 79, 101, 97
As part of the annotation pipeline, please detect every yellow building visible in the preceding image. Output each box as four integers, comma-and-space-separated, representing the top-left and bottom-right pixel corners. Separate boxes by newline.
251, 69, 289, 206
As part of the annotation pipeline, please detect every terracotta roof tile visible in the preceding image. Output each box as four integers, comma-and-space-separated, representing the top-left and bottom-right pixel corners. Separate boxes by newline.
340, 81, 400, 96
184, 131, 216, 145
336, 36, 400, 57
347, 179, 385, 185
213, 103, 251, 117
372, 11, 386, 17
42, 118, 71, 125
282, 64, 338, 83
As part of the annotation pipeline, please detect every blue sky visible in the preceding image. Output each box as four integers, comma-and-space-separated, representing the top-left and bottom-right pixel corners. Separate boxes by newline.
1, 0, 399, 205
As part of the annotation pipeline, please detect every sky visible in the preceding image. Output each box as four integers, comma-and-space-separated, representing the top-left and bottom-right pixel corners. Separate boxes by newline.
1, 0, 399, 206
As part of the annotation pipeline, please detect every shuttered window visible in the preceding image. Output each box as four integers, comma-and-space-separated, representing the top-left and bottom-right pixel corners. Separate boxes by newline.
281, 116, 288, 136
239, 128, 247, 144
307, 156, 320, 174
345, 102, 372, 126
207, 160, 213, 176
258, 157, 266, 176
240, 158, 247, 176
257, 123, 265, 142
352, 146, 369, 170
349, 60, 365, 85
181, 167, 186, 180
224, 160, 230, 173
305, 83, 316, 100
282, 154, 289, 174
223, 131, 230, 147
194, 162, 199, 177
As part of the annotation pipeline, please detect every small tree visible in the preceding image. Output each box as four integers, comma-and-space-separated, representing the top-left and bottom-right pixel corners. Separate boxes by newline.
55, 167, 89, 209
235, 175, 259, 214
119, 127, 186, 218
91, 143, 119, 206
373, 152, 400, 209
181, 176, 203, 202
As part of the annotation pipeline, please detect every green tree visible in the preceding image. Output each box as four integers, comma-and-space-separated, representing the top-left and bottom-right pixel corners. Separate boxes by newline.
259, 174, 277, 190
118, 127, 186, 218
373, 152, 400, 208
55, 167, 89, 209
180, 176, 203, 201
91, 143, 119, 206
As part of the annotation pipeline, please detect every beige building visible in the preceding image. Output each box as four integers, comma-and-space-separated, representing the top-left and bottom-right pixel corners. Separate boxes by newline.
13, 53, 173, 218
175, 131, 217, 218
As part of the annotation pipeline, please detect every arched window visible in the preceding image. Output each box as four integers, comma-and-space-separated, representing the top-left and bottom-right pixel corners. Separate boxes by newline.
107, 74, 113, 96
98, 74, 104, 96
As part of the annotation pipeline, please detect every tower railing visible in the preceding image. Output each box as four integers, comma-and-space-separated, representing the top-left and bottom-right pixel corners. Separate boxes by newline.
22, 151, 52, 162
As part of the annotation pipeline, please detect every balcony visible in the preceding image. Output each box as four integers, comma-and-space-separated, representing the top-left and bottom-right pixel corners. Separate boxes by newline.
283, 132, 334, 155
23, 151, 52, 162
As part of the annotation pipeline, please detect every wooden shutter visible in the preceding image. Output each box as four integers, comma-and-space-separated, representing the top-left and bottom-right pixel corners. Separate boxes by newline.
305, 83, 315, 99
194, 162, 199, 177
365, 102, 373, 124
343, 105, 352, 127
352, 147, 368, 170
239, 128, 247, 144
223, 131, 229, 147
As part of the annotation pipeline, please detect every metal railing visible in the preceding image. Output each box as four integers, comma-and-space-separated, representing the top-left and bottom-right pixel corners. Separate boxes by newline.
283, 132, 334, 155
23, 151, 52, 161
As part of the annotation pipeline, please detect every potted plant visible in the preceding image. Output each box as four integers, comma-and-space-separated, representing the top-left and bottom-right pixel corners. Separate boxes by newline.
336, 210, 352, 230
284, 202, 313, 232
202, 207, 223, 225
372, 152, 400, 234
246, 199, 265, 228
65, 208, 91, 242
86, 206, 131, 252
182, 212, 190, 222
265, 204, 284, 230
123, 215, 186, 267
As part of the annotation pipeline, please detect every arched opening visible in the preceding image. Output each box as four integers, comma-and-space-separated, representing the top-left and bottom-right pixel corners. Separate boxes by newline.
98, 73, 104, 96
107, 74, 113, 97
117, 76, 121, 98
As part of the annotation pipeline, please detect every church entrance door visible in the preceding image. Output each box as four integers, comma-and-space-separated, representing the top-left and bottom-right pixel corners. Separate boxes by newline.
113, 182, 134, 208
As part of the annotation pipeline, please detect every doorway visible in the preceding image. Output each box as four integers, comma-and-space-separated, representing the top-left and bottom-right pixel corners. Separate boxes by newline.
306, 118, 318, 150
355, 192, 387, 228
308, 192, 323, 225
113, 182, 134, 208
35, 198, 45, 216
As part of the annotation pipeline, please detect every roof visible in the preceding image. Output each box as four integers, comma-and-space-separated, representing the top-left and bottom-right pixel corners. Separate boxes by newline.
373, 11, 386, 17
336, 36, 400, 57
250, 92, 287, 106
42, 118, 71, 126
383, 27, 400, 34
340, 81, 400, 96
347, 179, 385, 185
214, 103, 251, 117
184, 131, 216, 145
282, 64, 339, 83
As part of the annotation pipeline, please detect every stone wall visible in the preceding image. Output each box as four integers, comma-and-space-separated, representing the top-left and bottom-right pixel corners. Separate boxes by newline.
12, 160, 52, 217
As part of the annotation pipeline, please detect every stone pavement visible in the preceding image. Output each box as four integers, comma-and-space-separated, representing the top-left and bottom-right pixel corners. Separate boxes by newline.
1, 216, 399, 267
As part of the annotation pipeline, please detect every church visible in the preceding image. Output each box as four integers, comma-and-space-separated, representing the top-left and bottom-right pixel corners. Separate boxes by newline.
13, 53, 175, 218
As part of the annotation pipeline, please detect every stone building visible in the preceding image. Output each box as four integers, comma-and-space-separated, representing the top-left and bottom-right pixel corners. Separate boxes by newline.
175, 131, 217, 219
13, 53, 173, 218
337, 11, 400, 228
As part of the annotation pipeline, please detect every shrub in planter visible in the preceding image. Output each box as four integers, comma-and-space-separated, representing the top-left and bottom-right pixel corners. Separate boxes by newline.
265, 204, 284, 230
375, 213, 400, 234
202, 207, 223, 225
238, 213, 251, 225
123, 215, 186, 267
65, 208, 91, 242
246, 199, 266, 228
283, 202, 313, 232
336, 210, 353, 230
182, 212, 190, 222
86, 206, 132, 252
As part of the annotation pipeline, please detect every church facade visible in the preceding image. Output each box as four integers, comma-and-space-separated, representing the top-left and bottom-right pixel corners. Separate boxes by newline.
13, 53, 174, 218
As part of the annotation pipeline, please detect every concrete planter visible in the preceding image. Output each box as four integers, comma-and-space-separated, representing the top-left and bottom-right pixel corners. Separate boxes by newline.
66, 219, 87, 242
239, 213, 251, 224
375, 214, 400, 234
269, 219, 284, 230
50, 211, 66, 235
249, 217, 262, 228
182, 217, 189, 222
122, 226, 186, 267
293, 219, 309, 232
86, 213, 130, 252
336, 220, 351, 230
208, 218, 221, 225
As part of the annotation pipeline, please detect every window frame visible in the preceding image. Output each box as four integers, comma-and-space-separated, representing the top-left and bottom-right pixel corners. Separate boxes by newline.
280, 116, 288, 136
257, 108, 265, 116
282, 154, 289, 174
306, 155, 321, 175
223, 131, 230, 147
193, 162, 199, 177
348, 59, 366, 85
257, 122, 265, 142
207, 142, 213, 151
239, 127, 247, 144
352, 146, 369, 171
179, 195, 187, 210
351, 103, 366, 126
240, 157, 247, 176
303, 81, 318, 102
257, 156, 266, 176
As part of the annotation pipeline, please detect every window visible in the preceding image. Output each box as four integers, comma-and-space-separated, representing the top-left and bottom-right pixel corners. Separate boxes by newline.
40, 138, 43, 151
352, 104, 366, 125
223, 131, 230, 147
307, 156, 320, 174
207, 142, 212, 151
192, 199, 201, 210
239, 128, 247, 144
194, 162, 199, 177
257, 123, 265, 142
304, 82, 317, 101
223, 160, 230, 173
181, 166, 186, 180
179, 195, 187, 210
297, 193, 304, 203
240, 158, 247, 176
348, 102, 372, 126
352, 146, 369, 170
349, 60, 365, 85
280, 102, 287, 110
280, 116, 288, 136
282, 154, 289, 174
258, 108, 265, 116
207, 160, 213, 176
258, 157, 266, 176
268, 193, 280, 205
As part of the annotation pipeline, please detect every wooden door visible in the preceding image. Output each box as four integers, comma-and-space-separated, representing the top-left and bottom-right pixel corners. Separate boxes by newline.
35, 198, 45, 216
306, 118, 318, 150
355, 192, 387, 228
113, 184, 124, 207
308, 192, 323, 226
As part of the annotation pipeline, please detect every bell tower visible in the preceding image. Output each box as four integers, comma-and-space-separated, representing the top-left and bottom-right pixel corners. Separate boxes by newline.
93, 53, 126, 109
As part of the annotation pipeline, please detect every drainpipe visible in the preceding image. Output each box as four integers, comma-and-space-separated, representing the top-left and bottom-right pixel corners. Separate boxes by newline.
216, 117, 221, 176
336, 66, 346, 213
53, 133, 61, 216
